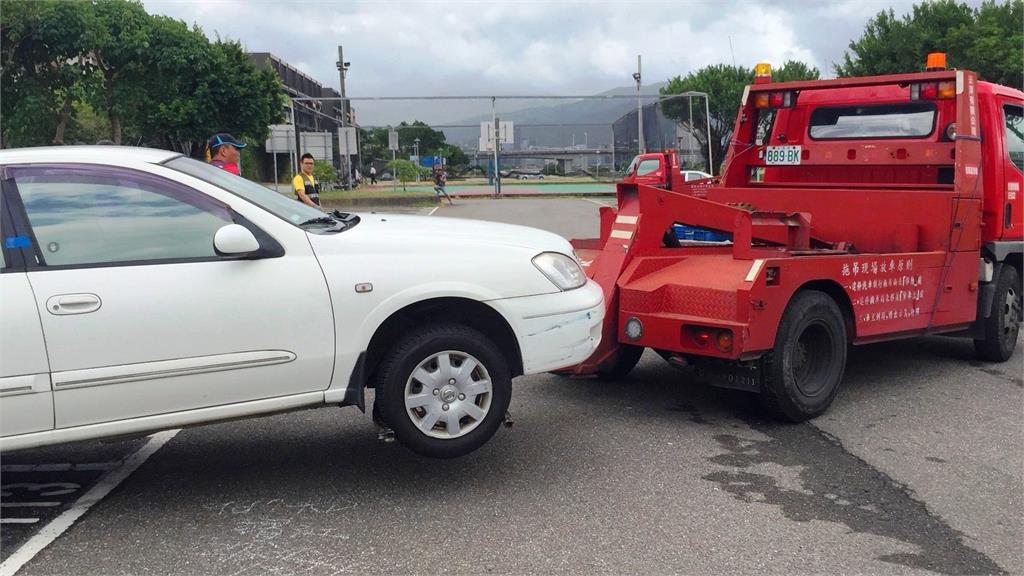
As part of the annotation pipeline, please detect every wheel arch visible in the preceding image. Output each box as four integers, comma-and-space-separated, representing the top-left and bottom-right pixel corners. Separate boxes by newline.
792, 280, 856, 342
363, 297, 524, 391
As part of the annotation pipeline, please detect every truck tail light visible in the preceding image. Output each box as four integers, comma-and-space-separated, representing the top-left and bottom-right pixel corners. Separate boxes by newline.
687, 326, 733, 352
911, 81, 954, 100
769, 91, 795, 108
754, 91, 795, 109
715, 331, 733, 352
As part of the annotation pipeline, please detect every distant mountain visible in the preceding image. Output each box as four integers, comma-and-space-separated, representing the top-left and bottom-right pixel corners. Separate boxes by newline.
444, 82, 669, 150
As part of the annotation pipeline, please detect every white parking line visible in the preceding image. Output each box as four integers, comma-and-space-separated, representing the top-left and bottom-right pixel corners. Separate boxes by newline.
427, 207, 439, 216
0, 429, 178, 576
584, 198, 613, 207
0, 519, 39, 525
1, 502, 61, 508
0, 463, 118, 473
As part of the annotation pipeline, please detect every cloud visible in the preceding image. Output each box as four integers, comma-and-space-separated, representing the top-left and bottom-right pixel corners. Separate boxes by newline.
143, 0, 927, 121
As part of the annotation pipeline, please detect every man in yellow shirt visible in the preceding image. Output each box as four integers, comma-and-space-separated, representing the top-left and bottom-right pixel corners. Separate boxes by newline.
293, 153, 321, 207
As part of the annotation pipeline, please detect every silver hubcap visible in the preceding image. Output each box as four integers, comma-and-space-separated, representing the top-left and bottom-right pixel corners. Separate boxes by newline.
404, 350, 492, 439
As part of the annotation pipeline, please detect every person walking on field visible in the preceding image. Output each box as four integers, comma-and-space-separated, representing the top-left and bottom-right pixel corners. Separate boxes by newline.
293, 153, 321, 207
369, 165, 377, 185
433, 166, 453, 205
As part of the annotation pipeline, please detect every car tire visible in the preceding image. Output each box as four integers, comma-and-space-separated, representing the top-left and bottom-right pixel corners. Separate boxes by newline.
760, 290, 847, 422
596, 345, 644, 380
375, 324, 511, 458
974, 265, 1021, 362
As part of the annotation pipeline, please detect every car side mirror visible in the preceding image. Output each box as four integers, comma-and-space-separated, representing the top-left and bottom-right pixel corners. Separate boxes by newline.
214, 224, 260, 256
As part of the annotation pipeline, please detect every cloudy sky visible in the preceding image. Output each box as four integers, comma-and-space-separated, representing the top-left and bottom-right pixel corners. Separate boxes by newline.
142, 0, 953, 124
143, 0, 950, 93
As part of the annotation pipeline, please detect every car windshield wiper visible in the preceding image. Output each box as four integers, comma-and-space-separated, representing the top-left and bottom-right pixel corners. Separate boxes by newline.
298, 216, 339, 227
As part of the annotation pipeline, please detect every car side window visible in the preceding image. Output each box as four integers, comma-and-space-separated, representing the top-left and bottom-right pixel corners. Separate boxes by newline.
636, 159, 660, 176
1004, 104, 1024, 173
11, 164, 231, 267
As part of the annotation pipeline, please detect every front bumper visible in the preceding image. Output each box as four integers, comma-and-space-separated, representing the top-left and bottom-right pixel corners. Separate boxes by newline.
489, 280, 604, 374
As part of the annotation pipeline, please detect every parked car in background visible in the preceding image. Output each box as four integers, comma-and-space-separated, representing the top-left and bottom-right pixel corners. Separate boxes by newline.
681, 169, 712, 182
0, 146, 604, 459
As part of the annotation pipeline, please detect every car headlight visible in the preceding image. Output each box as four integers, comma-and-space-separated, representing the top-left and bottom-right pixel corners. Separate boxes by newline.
532, 252, 586, 290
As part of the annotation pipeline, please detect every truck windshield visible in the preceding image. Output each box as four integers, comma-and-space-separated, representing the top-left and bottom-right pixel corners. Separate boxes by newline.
809, 102, 936, 140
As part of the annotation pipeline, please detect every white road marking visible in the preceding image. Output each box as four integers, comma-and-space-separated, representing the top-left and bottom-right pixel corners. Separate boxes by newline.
584, 198, 613, 207
0, 429, 179, 576
0, 519, 39, 525
427, 207, 439, 216
1, 502, 61, 508
1, 463, 118, 473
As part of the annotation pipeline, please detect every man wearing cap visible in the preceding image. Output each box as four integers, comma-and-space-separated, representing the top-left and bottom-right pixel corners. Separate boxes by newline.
208, 133, 246, 176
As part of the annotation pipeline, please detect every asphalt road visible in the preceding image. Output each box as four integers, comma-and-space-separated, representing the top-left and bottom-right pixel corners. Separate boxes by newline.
2, 198, 1021, 575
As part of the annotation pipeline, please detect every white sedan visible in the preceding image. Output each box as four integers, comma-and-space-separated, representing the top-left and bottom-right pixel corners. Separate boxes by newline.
0, 146, 604, 458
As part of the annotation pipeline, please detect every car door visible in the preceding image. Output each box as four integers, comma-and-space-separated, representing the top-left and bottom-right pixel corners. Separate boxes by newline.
5, 163, 334, 429
0, 181, 53, 437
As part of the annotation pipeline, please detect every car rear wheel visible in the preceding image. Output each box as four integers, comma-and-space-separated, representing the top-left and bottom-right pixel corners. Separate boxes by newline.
375, 324, 511, 458
975, 265, 1022, 362
760, 290, 847, 422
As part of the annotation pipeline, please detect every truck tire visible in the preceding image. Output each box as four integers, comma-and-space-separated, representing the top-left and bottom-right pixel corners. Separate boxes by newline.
375, 324, 512, 459
597, 345, 645, 380
974, 265, 1022, 362
760, 290, 847, 422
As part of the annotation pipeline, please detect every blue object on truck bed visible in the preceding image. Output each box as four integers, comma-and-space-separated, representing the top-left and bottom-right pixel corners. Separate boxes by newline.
672, 224, 732, 243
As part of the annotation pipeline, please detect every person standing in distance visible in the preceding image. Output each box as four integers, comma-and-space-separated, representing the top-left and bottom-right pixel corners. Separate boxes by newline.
293, 153, 322, 207
207, 133, 246, 175
369, 164, 377, 185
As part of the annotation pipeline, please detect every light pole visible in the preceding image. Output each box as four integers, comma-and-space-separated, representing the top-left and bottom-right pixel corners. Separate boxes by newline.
413, 138, 420, 181
336, 46, 351, 187
633, 55, 644, 155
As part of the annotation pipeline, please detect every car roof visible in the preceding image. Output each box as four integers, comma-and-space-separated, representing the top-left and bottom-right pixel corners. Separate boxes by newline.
0, 146, 182, 166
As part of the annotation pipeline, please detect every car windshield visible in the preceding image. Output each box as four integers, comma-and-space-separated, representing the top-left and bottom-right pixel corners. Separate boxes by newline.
164, 156, 329, 227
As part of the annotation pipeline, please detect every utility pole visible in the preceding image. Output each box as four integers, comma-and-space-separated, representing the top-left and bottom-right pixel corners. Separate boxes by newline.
337, 46, 351, 188
492, 97, 501, 197
634, 55, 644, 155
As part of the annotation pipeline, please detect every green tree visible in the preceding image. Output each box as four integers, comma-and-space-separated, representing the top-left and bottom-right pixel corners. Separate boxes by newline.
439, 144, 469, 167
396, 121, 446, 155
1, 0, 97, 146
86, 0, 152, 144
386, 158, 419, 191
660, 61, 819, 172
1, 0, 284, 153
359, 127, 390, 165
837, 0, 1022, 88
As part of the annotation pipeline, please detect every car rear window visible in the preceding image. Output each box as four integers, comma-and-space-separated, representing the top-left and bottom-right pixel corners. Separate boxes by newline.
809, 102, 936, 140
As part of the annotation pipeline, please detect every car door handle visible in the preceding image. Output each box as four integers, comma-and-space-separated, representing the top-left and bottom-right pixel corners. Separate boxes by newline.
46, 293, 102, 315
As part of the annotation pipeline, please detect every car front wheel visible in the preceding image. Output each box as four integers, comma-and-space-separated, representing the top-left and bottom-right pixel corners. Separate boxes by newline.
375, 324, 512, 458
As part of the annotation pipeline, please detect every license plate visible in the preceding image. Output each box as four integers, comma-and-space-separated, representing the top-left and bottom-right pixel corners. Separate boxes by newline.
765, 145, 802, 165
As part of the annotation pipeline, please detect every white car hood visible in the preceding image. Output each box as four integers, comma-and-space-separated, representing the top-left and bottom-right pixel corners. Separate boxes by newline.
345, 213, 572, 252
306, 213, 578, 300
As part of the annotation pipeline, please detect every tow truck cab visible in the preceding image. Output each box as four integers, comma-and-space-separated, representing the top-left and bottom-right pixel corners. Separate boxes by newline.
622, 150, 716, 197
570, 55, 1023, 422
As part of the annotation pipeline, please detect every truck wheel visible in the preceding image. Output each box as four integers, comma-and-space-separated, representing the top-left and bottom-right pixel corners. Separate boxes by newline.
974, 265, 1022, 362
760, 291, 847, 422
375, 324, 512, 458
597, 345, 645, 380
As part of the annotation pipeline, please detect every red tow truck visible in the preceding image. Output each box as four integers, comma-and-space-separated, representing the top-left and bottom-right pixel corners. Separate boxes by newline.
621, 149, 717, 198
568, 55, 1023, 421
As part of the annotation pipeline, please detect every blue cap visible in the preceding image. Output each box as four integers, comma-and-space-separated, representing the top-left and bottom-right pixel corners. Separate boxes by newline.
208, 133, 246, 150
